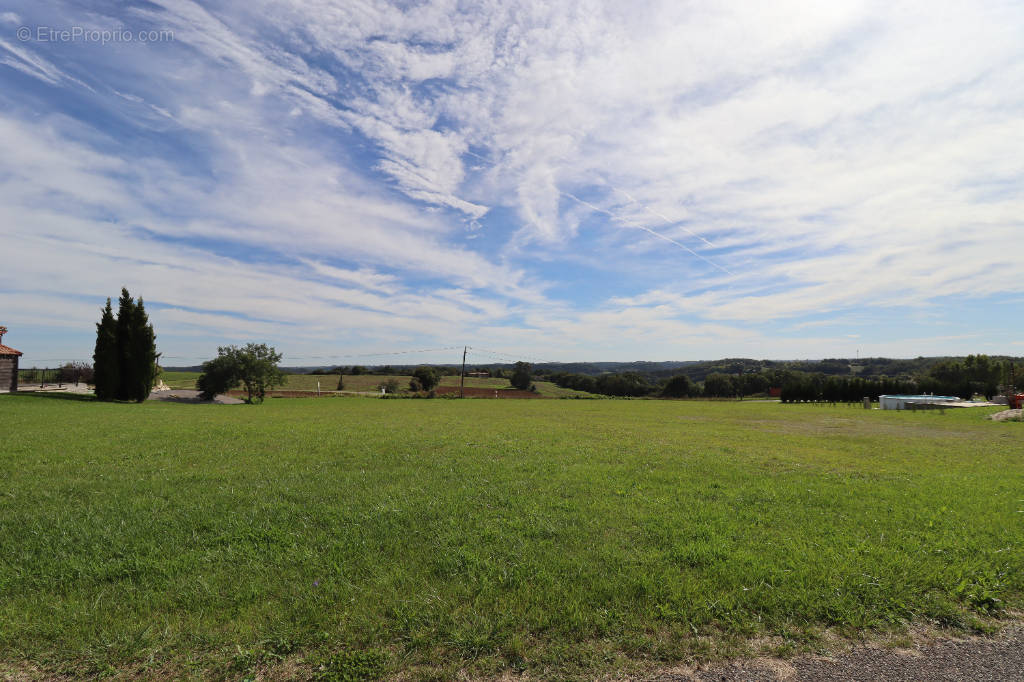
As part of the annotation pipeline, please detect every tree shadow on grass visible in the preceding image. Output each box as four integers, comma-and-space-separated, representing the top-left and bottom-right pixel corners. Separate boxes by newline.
149, 389, 245, 405
7, 391, 97, 402
9, 390, 243, 405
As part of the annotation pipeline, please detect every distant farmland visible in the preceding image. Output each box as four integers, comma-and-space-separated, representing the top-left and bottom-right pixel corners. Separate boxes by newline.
0, 396, 1020, 680
159, 370, 597, 398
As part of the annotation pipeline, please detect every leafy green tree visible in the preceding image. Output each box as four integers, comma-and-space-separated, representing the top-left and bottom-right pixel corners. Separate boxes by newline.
92, 298, 119, 400
595, 372, 650, 397
197, 354, 241, 400
410, 366, 440, 392
703, 372, 735, 398
738, 373, 769, 397
234, 344, 284, 403
197, 344, 284, 404
661, 374, 692, 398
510, 361, 532, 390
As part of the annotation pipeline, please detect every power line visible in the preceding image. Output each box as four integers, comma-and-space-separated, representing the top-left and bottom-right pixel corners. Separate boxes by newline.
466, 346, 558, 365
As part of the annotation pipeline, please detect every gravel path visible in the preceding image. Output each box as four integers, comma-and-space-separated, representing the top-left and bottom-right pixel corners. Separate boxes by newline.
649, 622, 1024, 681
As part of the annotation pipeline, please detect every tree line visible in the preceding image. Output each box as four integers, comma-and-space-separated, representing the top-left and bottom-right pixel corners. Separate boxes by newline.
544, 354, 1016, 401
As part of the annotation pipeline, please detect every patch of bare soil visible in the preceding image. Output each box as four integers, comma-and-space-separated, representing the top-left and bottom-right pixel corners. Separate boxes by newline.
990, 409, 1023, 422
645, 619, 1024, 682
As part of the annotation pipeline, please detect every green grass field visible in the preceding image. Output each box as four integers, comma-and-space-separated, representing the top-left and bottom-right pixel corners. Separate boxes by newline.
160, 371, 595, 397
0, 396, 1021, 680
160, 370, 202, 389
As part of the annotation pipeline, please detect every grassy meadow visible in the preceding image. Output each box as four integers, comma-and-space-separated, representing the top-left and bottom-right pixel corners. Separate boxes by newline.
0, 395, 1021, 680
159, 370, 202, 389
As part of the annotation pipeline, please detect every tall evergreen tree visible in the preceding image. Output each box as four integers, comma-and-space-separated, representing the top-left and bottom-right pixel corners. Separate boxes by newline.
92, 298, 119, 400
92, 288, 159, 401
128, 297, 159, 402
115, 287, 136, 400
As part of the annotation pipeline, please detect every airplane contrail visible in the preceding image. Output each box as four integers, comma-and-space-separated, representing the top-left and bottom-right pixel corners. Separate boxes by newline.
563, 192, 733, 275
613, 187, 717, 248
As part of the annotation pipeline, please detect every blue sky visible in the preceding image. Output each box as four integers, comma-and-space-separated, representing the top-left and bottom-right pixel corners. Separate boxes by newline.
1, 1, 1022, 367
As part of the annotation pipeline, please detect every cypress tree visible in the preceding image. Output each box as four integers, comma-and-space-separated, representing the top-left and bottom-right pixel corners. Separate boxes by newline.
93, 288, 159, 401
115, 288, 135, 400
129, 296, 159, 402
92, 298, 119, 400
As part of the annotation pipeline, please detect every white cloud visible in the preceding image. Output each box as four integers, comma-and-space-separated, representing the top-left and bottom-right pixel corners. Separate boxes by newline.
2, 0, 1023, 363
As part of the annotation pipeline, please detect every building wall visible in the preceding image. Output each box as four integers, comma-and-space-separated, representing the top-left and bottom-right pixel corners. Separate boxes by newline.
0, 355, 18, 392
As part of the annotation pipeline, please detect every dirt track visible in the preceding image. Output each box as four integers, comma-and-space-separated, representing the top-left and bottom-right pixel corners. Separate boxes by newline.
649, 621, 1024, 681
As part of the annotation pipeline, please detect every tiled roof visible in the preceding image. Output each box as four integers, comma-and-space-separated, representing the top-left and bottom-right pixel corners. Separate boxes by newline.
0, 344, 23, 356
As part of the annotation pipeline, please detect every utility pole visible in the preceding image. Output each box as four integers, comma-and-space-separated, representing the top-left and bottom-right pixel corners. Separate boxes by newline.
460, 346, 467, 398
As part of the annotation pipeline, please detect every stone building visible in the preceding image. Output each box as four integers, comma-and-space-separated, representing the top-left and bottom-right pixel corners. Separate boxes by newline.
0, 326, 23, 393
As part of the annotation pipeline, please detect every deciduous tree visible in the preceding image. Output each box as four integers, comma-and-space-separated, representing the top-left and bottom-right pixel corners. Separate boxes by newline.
661, 374, 692, 398
198, 344, 285, 404
410, 366, 440, 392
510, 361, 532, 390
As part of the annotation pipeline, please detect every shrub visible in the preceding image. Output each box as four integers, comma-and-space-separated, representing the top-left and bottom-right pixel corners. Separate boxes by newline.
661, 374, 692, 398
510, 361, 532, 390
410, 366, 440, 392
197, 355, 240, 400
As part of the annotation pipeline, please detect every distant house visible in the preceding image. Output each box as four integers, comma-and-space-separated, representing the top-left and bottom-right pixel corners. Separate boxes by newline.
0, 326, 23, 393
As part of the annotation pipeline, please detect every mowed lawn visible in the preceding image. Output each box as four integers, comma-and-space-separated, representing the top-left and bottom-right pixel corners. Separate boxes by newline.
0, 396, 1021, 680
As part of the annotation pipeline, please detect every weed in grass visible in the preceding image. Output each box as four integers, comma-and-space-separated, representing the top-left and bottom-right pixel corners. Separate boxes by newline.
311, 649, 389, 681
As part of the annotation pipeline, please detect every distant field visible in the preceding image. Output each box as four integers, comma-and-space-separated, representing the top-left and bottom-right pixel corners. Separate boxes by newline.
0, 396, 1020, 680
159, 370, 201, 389
159, 371, 598, 397
437, 375, 598, 398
